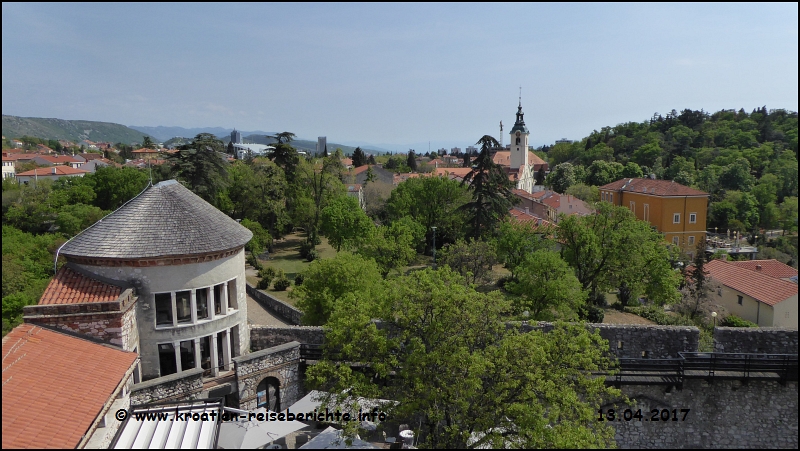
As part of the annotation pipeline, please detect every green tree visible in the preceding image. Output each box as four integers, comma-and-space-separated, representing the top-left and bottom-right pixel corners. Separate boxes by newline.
495, 219, 555, 279
406, 150, 418, 172
352, 147, 367, 168
54, 204, 107, 237
779, 197, 798, 235
718, 157, 754, 192
320, 195, 373, 251
621, 162, 644, 179
306, 267, 620, 449
507, 251, 587, 320
168, 133, 229, 204
142, 136, 155, 149
385, 175, 470, 252
545, 162, 577, 193
91, 166, 150, 211
565, 183, 600, 203
558, 202, 680, 304
462, 135, 515, 239
267, 131, 296, 145
291, 252, 382, 325
294, 158, 347, 246
269, 143, 300, 182
439, 239, 498, 285
240, 219, 272, 258
585, 160, 624, 186
356, 218, 421, 277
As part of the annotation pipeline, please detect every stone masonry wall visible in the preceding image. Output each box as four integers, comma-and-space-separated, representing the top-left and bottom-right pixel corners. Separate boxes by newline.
250, 325, 324, 351
130, 368, 204, 406
234, 342, 301, 411
246, 283, 303, 325
22, 289, 138, 351
516, 322, 700, 359
714, 327, 799, 354
611, 379, 798, 448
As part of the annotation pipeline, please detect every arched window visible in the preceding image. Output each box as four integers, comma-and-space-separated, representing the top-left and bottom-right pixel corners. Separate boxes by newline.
256, 377, 281, 411
516, 137, 520, 145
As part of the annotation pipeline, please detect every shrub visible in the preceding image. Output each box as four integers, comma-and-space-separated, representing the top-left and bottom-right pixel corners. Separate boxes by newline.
273, 277, 291, 291
580, 304, 605, 323
306, 249, 320, 262
720, 315, 758, 328
496, 275, 514, 290
247, 253, 263, 271
299, 241, 315, 259
257, 266, 276, 289
294, 273, 305, 286
589, 292, 607, 307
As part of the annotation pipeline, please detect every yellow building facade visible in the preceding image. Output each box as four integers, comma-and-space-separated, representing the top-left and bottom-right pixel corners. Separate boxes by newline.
600, 178, 709, 256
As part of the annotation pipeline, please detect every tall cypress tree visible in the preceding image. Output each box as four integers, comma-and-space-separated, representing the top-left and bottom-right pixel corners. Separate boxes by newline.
407, 150, 418, 172
461, 135, 515, 239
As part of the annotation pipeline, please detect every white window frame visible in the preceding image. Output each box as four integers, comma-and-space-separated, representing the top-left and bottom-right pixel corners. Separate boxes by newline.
673, 213, 681, 224
689, 212, 697, 224
643, 203, 650, 222
629, 201, 635, 215
153, 278, 236, 329
672, 236, 680, 245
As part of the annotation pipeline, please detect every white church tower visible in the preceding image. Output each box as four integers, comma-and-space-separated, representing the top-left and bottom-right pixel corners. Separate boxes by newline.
509, 99, 529, 170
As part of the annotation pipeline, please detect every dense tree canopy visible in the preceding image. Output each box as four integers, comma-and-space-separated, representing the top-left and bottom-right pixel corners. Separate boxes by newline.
306, 267, 621, 449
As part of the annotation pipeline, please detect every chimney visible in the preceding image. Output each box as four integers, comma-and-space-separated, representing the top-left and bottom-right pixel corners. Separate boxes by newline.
756, 264, 762, 271
51, 167, 56, 174
525, 207, 530, 215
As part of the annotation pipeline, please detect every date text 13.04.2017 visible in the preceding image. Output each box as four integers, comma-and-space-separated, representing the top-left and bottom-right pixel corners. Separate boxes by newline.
598, 408, 690, 422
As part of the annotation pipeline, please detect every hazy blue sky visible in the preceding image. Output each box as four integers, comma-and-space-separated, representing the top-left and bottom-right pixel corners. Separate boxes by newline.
2, 3, 797, 151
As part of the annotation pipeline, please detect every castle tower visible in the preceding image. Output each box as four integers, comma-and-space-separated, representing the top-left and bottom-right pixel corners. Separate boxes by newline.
509, 99, 529, 170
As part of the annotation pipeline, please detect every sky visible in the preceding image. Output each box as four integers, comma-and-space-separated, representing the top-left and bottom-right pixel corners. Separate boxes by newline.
2, 3, 798, 152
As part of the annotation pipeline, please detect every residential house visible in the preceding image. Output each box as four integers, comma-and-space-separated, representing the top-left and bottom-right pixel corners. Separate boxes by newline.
11, 139, 23, 148
530, 189, 593, 222
705, 259, 798, 328
728, 259, 798, 282
508, 207, 555, 233
80, 140, 99, 150
81, 158, 112, 173
2, 156, 15, 179
36, 143, 55, 154
131, 147, 161, 160
16, 165, 88, 184
513, 189, 556, 222
33, 154, 83, 168
341, 158, 354, 170
2, 324, 138, 449
599, 178, 709, 256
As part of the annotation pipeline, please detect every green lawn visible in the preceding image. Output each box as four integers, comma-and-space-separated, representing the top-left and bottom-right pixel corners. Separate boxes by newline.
252, 232, 337, 306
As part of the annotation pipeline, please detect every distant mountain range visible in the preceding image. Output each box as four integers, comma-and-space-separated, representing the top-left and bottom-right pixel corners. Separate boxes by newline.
128, 125, 273, 142
2, 115, 154, 145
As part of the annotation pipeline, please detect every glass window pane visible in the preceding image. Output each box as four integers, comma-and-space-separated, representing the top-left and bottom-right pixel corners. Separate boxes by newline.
180, 340, 195, 370
227, 280, 237, 309
196, 288, 209, 320
155, 293, 173, 326
214, 285, 223, 315
159, 343, 177, 376
176, 291, 192, 323
200, 336, 211, 376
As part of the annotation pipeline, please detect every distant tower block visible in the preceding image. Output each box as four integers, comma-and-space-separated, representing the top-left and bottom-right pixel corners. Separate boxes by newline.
231, 129, 242, 144
317, 136, 327, 156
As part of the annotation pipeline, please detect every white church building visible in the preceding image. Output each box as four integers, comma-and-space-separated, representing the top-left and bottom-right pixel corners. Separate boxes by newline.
492, 101, 549, 194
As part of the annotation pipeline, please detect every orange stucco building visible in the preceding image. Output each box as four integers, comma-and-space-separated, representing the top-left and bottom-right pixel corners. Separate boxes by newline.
599, 178, 709, 256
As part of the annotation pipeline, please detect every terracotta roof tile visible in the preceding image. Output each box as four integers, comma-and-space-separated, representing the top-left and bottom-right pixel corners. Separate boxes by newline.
2, 324, 137, 449
16, 166, 88, 176
705, 259, 798, 306
508, 208, 555, 231
728, 259, 798, 280
38, 267, 122, 305
600, 178, 708, 196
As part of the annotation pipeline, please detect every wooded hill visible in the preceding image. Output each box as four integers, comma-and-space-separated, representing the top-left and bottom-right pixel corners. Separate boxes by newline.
2, 115, 153, 145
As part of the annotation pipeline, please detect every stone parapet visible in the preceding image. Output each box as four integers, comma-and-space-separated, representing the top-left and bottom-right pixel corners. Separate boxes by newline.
250, 325, 324, 351
131, 368, 204, 406
246, 283, 304, 325
713, 327, 799, 354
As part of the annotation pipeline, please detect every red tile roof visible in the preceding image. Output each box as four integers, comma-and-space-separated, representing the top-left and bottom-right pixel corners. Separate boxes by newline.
600, 178, 708, 196
434, 167, 472, 180
132, 148, 159, 154
2, 324, 137, 449
16, 166, 88, 176
728, 259, 798, 280
39, 267, 122, 305
508, 208, 555, 231
493, 151, 547, 167
351, 164, 371, 175
705, 259, 798, 306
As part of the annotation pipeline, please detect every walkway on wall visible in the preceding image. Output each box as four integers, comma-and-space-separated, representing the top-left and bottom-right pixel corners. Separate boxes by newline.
608, 352, 798, 387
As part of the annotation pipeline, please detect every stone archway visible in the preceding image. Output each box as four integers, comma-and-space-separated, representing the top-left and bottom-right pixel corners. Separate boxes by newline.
256, 377, 281, 411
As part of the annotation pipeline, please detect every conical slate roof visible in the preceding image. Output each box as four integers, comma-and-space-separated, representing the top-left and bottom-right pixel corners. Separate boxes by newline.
60, 180, 252, 260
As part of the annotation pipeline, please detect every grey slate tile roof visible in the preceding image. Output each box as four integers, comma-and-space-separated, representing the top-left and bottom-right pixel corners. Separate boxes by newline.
60, 180, 252, 259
